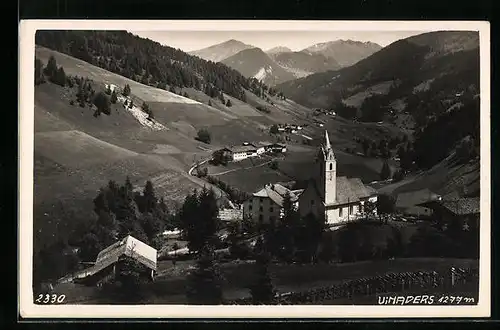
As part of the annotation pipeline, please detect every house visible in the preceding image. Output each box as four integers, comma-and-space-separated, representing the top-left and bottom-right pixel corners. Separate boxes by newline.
248, 142, 269, 155
298, 131, 378, 226
395, 189, 442, 217
229, 145, 258, 161
243, 183, 303, 225
268, 143, 287, 153
417, 197, 480, 230
67, 235, 157, 286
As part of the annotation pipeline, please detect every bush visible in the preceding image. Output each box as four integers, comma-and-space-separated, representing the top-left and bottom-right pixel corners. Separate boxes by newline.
269, 124, 279, 135
93, 92, 111, 116
196, 129, 211, 144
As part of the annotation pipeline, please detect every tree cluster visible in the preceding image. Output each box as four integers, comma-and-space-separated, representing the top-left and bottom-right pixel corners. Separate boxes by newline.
41, 55, 67, 87
196, 128, 211, 144
262, 193, 325, 263
78, 177, 170, 263
35, 30, 276, 103
413, 96, 479, 169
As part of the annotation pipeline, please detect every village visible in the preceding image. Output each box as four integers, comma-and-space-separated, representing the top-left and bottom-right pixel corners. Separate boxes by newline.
50, 129, 480, 304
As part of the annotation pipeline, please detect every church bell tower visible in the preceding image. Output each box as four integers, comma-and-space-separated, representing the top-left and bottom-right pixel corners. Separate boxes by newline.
323, 130, 336, 205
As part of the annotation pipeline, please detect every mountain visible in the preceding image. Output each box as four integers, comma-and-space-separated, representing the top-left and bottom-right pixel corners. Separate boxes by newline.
271, 51, 341, 77
266, 46, 293, 55
278, 31, 480, 171
302, 39, 382, 67
221, 47, 297, 86
189, 39, 255, 63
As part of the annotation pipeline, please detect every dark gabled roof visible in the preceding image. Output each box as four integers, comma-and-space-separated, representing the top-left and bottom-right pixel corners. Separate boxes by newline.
252, 183, 300, 207
230, 145, 257, 153
305, 176, 377, 207
440, 198, 480, 215
417, 197, 480, 216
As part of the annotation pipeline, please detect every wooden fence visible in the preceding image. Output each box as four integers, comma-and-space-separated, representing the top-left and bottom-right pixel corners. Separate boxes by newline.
227, 266, 479, 305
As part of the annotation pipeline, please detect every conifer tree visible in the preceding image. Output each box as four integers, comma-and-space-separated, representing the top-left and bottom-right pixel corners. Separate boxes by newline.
186, 244, 224, 305
123, 84, 131, 97
111, 89, 118, 104
44, 55, 58, 79
249, 251, 275, 304
380, 161, 392, 180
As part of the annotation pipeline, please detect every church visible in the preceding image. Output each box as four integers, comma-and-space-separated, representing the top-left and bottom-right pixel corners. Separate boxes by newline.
298, 131, 378, 226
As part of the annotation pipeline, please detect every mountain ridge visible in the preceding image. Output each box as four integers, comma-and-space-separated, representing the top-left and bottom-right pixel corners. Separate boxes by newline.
189, 39, 255, 63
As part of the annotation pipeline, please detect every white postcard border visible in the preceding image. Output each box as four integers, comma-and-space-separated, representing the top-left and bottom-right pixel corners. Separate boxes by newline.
19, 19, 491, 319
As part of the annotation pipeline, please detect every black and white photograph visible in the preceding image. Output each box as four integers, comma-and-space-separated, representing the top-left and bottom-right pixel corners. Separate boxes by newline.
19, 20, 490, 318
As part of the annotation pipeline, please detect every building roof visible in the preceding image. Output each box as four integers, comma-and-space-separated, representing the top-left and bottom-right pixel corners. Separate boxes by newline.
419, 197, 480, 216
59, 235, 157, 283
252, 183, 300, 207
230, 145, 257, 153
396, 188, 442, 209
307, 175, 377, 207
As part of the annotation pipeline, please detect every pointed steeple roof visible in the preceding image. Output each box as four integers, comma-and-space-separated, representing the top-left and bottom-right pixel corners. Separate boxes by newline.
322, 130, 335, 161
325, 130, 331, 150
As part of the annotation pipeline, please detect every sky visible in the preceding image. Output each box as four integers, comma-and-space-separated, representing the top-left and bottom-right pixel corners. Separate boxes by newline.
130, 30, 433, 53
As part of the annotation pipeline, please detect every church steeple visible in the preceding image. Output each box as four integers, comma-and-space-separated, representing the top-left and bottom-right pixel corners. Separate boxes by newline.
323, 130, 335, 161
323, 130, 336, 205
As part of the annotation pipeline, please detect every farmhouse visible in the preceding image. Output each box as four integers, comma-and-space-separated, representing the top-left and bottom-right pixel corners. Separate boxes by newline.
298, 131, 378, 226
247, 142, 269, 155
395, 189, 442, 217
61, 235, 157, 286
418, 197, 480, 230
268, 143, 287, 153
228, 145, 258, 161
243, 183, 304, 224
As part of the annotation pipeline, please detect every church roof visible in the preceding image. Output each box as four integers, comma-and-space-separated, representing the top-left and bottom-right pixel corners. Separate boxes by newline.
306, 176, 377, 207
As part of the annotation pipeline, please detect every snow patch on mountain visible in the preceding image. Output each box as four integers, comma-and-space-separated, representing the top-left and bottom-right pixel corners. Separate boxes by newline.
254, 66, 273, 80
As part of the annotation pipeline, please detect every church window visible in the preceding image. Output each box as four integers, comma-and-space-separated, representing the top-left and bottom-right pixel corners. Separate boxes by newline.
269, 206, 274, 212
339, 208, 343, 217
259, 214, 263, 222
249, 204, 253, 211
329, 163, 333, 171
349, 205, 353, 215
259, 206, 263, 212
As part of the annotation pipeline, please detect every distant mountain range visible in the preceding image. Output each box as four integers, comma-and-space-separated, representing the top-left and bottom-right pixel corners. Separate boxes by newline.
301, 40, 382, 67
221, 48, 297, 86
189, 39, 255, 63
189, 39, 383, 86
